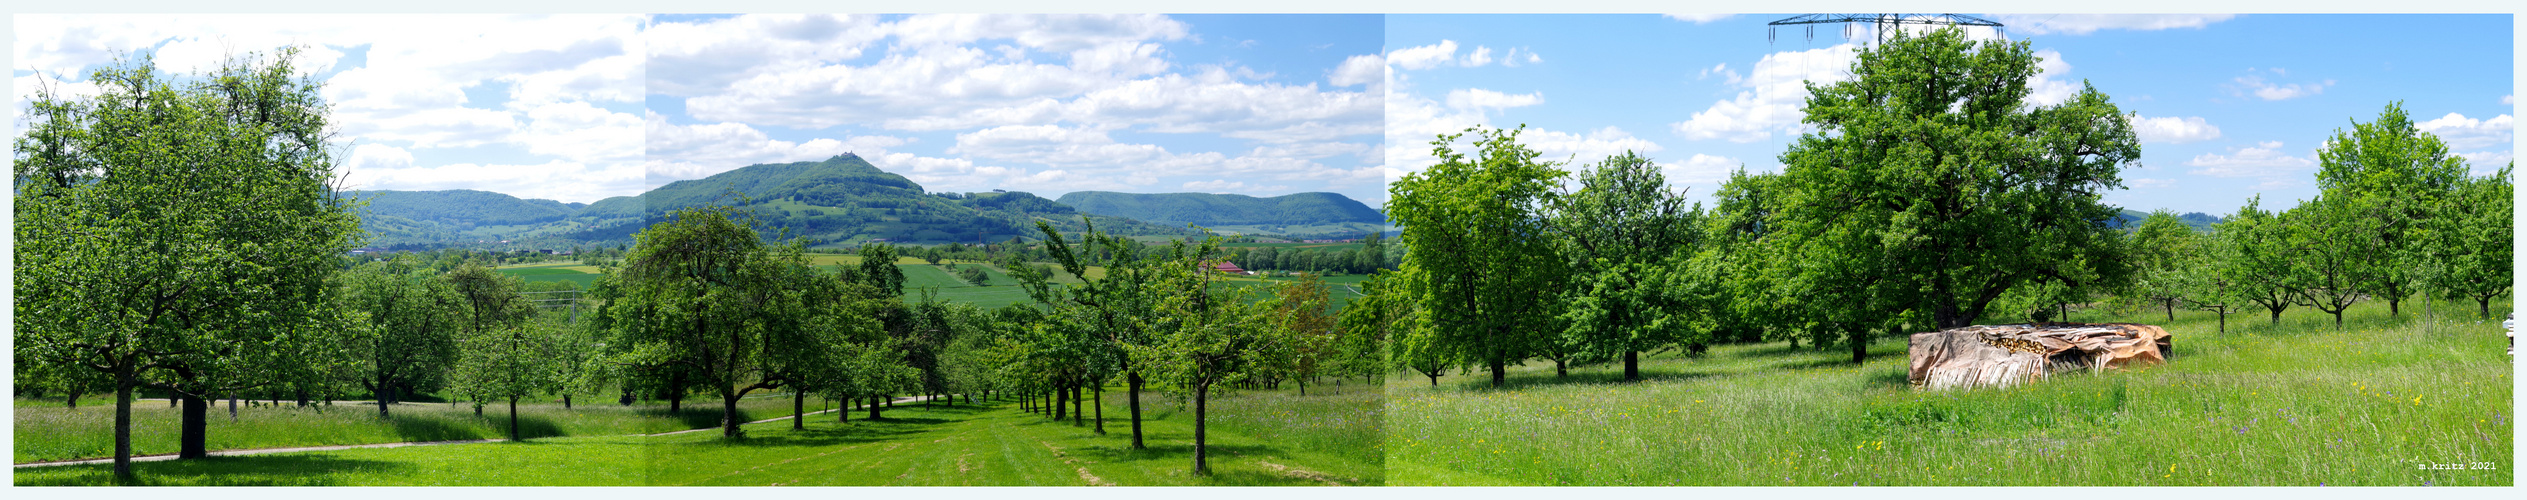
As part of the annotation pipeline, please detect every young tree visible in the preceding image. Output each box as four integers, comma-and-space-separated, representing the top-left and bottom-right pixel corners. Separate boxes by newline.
1545, 151, 1702, 381
338, 259, 466, 418
1133, 249, 1285, 476
2312, 102, 2471, 316
2177, 225, 2247, 333
14, 49, 363, 479
1265, 273, 1337, 395
2220, 198, 2308, 325
599, 206, 851, 438
1388, 126, 1568, 386
2429, 163, 2514, 317
450, 315, 560, 441
2287, 196, 2375, 329
958, 266, 993, 287
1768, 28, 2139, 362
2127, 210, 2201, 322
1015, 219, 1176, 449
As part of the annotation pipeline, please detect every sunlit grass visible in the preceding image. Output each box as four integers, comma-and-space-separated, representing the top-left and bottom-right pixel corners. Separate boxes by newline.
16, 388, 1380, 486
1387, 298, 2513, 486
13, 393, 809, 464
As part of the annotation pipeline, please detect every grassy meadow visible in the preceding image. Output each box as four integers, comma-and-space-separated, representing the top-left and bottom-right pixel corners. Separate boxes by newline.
15, 383, 1384, 486
1386, 298, 2513, 486
13, 393, 808, 464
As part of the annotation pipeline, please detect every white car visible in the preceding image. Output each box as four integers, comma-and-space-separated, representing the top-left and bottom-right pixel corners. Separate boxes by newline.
2506, 313, 2514, 356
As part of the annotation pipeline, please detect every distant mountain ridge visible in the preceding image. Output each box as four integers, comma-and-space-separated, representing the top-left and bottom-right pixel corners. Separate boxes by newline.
1055, 191, 1386, 226
2111, 209, 2226, 232
352, 154, 1273, 249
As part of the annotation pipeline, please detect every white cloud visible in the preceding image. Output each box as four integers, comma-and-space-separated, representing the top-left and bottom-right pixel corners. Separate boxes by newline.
1386, 40, 1459, 71
2130, 115, 2223, 144
1329, 54, 1382, 87
1663, 14, 1735, 24
2129, 178, 2179, 189
1445, 88, 1543, 112
2504, 95, 2515, 106
1672, 43, 1858, 143
2025, 50, 2078, 107
2415, 112, 2514, 151
2232, 70, 2332, 101
2455, 151, 2514, 174
1990, 14, 2236, 35
1665, 153, 1741, 186
644, 112, 911, 179
1525, 126, 1664, 167
1384, 39, 1537, 72
2186, 141, 2316, 177
1463, 46, 1494, 67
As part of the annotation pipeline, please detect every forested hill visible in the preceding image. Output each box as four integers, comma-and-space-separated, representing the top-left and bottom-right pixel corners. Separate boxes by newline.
350, 154, 1195, 250
631, 154, 1189, 246
2110, 209, 2226, 232
1055, 191, 1386, 226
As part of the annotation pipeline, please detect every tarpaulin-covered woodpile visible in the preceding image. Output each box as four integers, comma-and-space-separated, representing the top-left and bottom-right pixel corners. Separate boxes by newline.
1907, 323, 2173, 390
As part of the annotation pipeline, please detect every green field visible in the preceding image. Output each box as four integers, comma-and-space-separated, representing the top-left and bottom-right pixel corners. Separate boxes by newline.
1386, 298, 2513, 486
15, 385, 1383, 486
13, 394, 808, 464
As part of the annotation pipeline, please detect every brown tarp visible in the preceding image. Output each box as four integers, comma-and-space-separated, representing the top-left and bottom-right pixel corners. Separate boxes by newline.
1907, 323, 2173, 390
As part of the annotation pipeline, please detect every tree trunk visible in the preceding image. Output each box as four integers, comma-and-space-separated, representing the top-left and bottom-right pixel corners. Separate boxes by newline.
508, 397, 520, 441
2165, 299, 2176, 323
868, 394, 882, 420
1850, 330, 1868, 365
112, 382, 134, 482
1054, 383, 1068, 421
2332, 310, 2344, 329
1624, 350, 1640, 381
1427, 372, 1439, 386
1489, 356, 1506, 387
66, 389, 82, 409
378, 384, 393, 418
228, 394, 239, 422
179, 393, 208, 459
1554, 358, 1567, 378
2217, 311, 2227, 333
1092, 384, 1106, 434
1192, 381, 1211, 476
720, 393, 744, 438
2270, 307, 2284, 324
2479, 297, 2492, 319
1298, 377, 1306, 397
2389, 298, 2401, 316
563, 394, 572, 410
1128, 371, 1146, 449
1071, 384, 1083, 427
792, 392, 807, 430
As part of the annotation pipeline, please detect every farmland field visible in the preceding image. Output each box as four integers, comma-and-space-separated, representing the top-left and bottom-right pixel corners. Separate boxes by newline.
1385, 298, 2513, 486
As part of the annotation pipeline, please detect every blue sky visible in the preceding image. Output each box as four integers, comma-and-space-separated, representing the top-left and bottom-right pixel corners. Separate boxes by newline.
14, 14, 645, 204
645, 14, 1384, 204
1386, 14, 2514, 215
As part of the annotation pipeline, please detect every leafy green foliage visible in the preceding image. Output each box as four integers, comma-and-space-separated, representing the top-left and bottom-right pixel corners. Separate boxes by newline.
1766, 27, 2139, 362
1544, 151, 1705, 380
1387, 126, 1569, 387
13, 48, 363, 479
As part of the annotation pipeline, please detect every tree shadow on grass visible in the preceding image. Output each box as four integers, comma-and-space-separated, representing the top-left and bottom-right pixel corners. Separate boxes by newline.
390, 414, 487, 442
12, 454, 408, 486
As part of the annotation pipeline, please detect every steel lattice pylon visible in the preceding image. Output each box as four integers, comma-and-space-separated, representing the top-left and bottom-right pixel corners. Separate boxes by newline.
1768, 14, 2003, 45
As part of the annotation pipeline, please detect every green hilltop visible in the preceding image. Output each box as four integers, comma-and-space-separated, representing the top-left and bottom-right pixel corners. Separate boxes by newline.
350, 154, 1201, 250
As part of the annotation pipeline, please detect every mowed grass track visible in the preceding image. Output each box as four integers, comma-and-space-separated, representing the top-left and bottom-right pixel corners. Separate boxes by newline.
1387, 298, 2512, 486
14, 395, 803, 464
16, 386, 1384, 486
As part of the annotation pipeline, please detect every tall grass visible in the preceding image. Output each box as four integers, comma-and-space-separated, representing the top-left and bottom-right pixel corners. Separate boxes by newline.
1387, 298, 2512, 486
